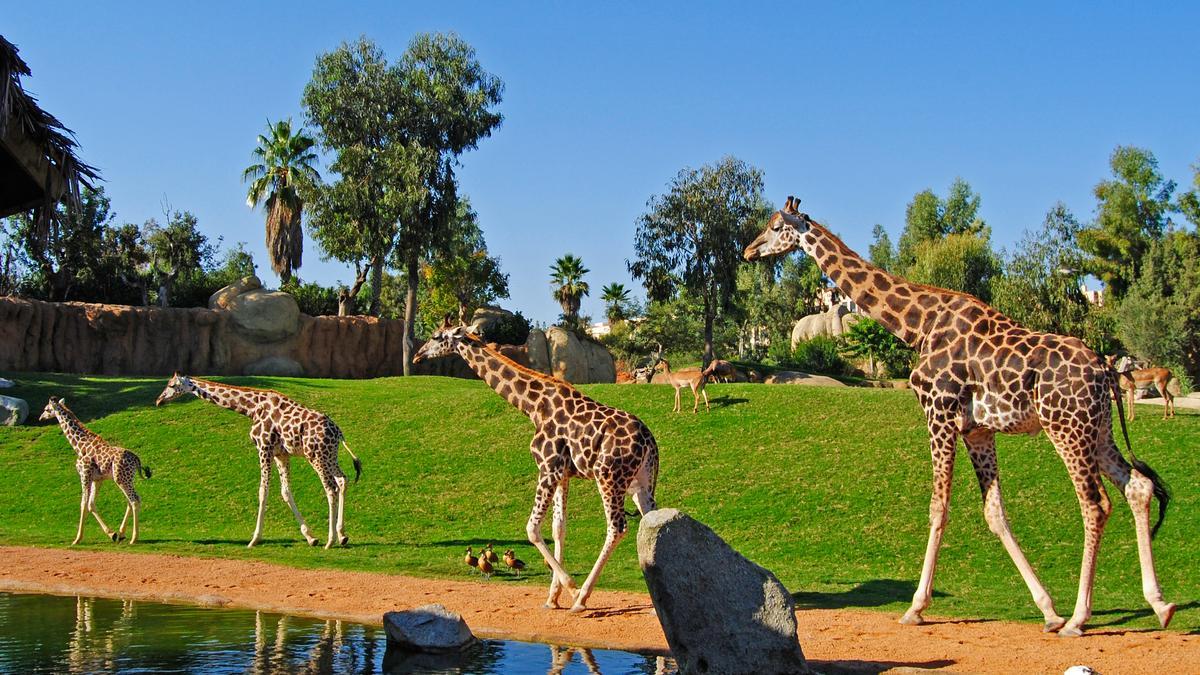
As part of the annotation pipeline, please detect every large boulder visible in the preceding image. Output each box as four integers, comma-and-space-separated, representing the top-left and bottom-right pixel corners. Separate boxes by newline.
0, 395, 29, 426
546, 327, 589, 383
468, 305, 513, 336
525, 328, 552, 375
383, 604, 477, 653
638, 509, 810, 675
0, 378, 14, 388
211, 276, 300, 343
581, 339, 617, 383
790, 305, 860, 348
764, 371, 846, 387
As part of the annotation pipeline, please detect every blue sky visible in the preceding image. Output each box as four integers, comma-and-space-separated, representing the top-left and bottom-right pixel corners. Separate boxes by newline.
7, 3, 1199, 324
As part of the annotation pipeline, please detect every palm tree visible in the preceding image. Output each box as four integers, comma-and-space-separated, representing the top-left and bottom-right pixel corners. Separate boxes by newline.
600, 282, 631, 324
242, 119, 320, 284
549, 254, 590, 326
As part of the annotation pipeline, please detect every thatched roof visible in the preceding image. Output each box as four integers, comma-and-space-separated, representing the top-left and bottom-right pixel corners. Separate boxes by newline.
0, 35, 98, 220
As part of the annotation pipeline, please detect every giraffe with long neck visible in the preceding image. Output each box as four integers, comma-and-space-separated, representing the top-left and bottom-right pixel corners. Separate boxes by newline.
155, 375, 362, 549
744, 196, 1174, 637
40, 396, 152, 545
414, 318, 659, 612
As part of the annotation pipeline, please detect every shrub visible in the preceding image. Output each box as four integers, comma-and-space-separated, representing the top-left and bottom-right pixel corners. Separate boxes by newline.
790, 335, 851, 376
482, 310, 531, 345
281, 279, 340, 316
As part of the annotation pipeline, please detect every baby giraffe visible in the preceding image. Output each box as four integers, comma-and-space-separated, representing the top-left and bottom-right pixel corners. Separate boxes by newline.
414, 317, 659, 612
40, 397, 151, 545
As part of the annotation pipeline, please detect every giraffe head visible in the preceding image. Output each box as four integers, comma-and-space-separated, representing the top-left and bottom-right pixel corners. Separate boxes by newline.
155, 373, 197, 406
743, 195, 811, 261
39, 396, 65, 421
413, 316, 474, 363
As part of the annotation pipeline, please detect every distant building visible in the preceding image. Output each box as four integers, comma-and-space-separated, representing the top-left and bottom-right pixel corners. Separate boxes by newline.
1080, 282, 1103, 306
588, 320, 612, 338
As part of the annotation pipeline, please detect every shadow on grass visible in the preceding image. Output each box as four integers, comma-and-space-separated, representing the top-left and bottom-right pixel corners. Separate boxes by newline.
708, 395, 749, 408
791, 578, 949, 610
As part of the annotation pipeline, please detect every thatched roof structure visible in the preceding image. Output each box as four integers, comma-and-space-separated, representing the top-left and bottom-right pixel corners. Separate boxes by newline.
0, 35, 98, 220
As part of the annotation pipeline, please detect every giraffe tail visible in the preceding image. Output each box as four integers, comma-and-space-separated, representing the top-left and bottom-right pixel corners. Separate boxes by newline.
140, 464, 152, 479
341, 439, 362, 483
1111, 366, 1170, 538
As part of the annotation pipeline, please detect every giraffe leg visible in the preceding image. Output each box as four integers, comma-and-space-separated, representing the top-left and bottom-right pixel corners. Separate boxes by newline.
570, 483, 629, 612
900, 423, 957, 626
335, 474, 348, 546
545, 481, 570, 608
86, 481, 116, 541
315, 463, 338, 549
73, 475, 88, 545
1045, 428, 1111, 638
248, 455, 272, 548
275, 456, 318, 546
116, 480, 141, 545
964, 429, 1064, 631
1096, 439, 1175, 628
526, 466, 577, 605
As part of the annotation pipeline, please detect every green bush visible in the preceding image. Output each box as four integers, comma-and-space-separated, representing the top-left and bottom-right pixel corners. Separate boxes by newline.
482, 310, 531, 345
281, 279, 340, 316
790, 335, 851, 376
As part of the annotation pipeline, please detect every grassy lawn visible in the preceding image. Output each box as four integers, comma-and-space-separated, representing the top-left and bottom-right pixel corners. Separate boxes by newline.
1, 371, 1196, 631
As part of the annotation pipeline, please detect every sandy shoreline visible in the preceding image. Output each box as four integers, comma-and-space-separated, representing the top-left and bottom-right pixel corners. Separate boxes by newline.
1, 546, 1194, 673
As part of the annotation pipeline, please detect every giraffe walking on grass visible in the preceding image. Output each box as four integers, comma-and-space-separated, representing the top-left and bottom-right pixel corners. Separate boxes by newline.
155, 375, 362, 549
40, 397, 151, 545
744, 196, 1174, 637
414, 317, 659, 612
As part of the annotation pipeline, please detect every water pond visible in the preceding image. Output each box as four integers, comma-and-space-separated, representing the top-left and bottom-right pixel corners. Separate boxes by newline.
0, 592, 674, 674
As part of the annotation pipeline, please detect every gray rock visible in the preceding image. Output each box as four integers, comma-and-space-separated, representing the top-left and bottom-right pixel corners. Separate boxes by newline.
582, 338, 617, 384
0, 377, 14, 388
790, 305, 861, 347
208, 275, 262, 310
243, 356, 304, 377
383, 604, 477, 654
226, 289, 300, 342
638, 509, 810, 675
526, 329, 551, 375
468, 305, 513, 336
0, 395, 29, 426
546, 326, 588, 383
765, 371, 846, 387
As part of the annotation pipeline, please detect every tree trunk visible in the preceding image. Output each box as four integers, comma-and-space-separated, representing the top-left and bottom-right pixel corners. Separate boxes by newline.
457, 302, 469, 325
338, 262, 370, 317
401, 253, 419, 376
702, 296, 714, 368
369, 258, 383, 317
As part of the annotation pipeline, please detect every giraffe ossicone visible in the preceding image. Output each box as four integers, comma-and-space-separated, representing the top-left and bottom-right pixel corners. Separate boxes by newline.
414, 317, 659, 612
155, 374, 362, 550
41, 396, 151, 545
744, 195, 1175, 637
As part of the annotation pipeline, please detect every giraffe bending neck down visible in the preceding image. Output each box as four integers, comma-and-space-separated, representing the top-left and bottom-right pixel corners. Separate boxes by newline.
414, 319, 660, 612
155, 375, 362, 549
745, 196, 1174, 637
40, 397, 151, 545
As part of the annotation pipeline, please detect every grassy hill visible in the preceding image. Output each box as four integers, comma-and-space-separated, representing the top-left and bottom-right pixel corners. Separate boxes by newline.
1, 371, 1196, 631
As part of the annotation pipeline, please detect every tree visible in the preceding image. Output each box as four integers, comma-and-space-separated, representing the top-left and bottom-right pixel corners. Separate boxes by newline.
11, 185, 112, 301
896, 178, 987, 270
992, 203, 1092, 337
629, 156, 768, 365
1077, 146, 1176, 300
841, 317, 914, 378
144, 210, 212, 307
549, 254, 590, 327
906, 232, 1000, 302
1177, 158, 1200, 228
304, 37, 410, 317
390, 32, 504, 375
421, 198, 508, 324
242, 119, 320, 284
868, 223, 896, 272
600, 282, 632, 324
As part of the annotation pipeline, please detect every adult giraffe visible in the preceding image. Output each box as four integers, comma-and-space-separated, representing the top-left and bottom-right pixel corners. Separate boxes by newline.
744, 196, 1173, 637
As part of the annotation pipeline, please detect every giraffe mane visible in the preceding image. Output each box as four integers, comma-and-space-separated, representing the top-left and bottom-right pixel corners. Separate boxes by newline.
189, 377, 296, 401
461, 333, 575, 391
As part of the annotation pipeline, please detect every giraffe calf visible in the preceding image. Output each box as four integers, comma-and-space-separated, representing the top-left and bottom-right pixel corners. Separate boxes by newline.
40, 397, 151, 545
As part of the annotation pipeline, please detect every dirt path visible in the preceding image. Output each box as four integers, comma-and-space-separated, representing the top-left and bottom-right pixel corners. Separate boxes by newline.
1, 546, 1194, 673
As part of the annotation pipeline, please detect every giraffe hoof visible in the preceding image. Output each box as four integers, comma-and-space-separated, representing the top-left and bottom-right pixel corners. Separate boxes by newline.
110, 532, 119, 542
898, 611, 925, 626
568, 603, 587, 614
307, 538, 319, 547
1043, 617, 1066, 633
1156, 603, 1177, 629
339, 536, 349, 546
1057, 625, 1084, 638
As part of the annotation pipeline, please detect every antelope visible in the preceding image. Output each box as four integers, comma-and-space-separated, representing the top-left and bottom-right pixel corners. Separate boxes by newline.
1107, 355, 1176, 421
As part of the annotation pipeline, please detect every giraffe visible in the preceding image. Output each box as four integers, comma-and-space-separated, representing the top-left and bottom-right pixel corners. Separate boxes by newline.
744, 196, 1174, 637
413, 317, 659, 612
155, 374, 362, 549
40, 396, 151, 545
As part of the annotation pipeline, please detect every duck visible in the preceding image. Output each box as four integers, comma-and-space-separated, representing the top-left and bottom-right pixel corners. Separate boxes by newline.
477, 553, 494, 579
483, 543, 499, 564
464, 547, 478, 573
503, 549, 526, 577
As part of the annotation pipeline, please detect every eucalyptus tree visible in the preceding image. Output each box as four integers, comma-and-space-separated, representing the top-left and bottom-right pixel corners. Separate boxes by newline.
628, 156, 768, 365
550, 254, 590, 327
422, 198, 508, 324
242, 119, 320, 284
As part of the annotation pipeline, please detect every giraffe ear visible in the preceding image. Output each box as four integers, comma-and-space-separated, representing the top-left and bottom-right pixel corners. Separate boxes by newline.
439, 314, 454, 330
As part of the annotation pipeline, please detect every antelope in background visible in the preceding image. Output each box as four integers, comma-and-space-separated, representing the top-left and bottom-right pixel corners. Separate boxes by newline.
1108, 355, 1178, 421
643, 344, 711, 412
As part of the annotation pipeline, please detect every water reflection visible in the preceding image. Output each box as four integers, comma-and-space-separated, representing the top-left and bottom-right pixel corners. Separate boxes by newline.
0, 592, 673, 674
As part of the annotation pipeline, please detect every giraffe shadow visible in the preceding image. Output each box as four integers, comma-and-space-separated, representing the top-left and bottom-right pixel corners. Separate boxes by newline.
425, 538, 539, 548
812, 658, 957, 674
1087, 600, 1200, 629
791, 578, 949, 610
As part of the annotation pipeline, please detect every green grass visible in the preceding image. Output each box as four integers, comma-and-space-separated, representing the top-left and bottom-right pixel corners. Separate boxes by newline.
2, 372, 1197, 632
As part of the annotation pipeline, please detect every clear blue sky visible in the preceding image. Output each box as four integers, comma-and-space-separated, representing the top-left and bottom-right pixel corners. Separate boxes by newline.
8, 3, 1199, 324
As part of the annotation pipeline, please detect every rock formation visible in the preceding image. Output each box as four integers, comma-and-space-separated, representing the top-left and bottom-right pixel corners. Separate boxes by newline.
790, 304, 860, 348
0, 394, 28, 426
383, 604, 477, 653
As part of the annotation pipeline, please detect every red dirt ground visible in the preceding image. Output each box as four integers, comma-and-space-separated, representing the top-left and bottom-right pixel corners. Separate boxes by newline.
1, 546, 1194, 673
